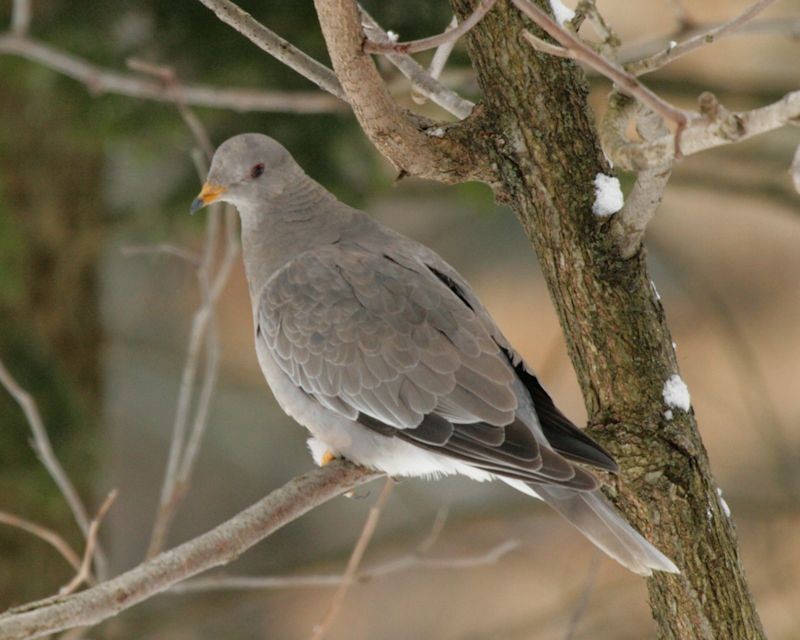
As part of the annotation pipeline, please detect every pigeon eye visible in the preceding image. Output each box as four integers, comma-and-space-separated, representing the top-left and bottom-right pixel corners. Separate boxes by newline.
250, 163, 265, 179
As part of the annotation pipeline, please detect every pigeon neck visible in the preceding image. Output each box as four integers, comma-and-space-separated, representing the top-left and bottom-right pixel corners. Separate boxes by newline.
238, 173, 352, 299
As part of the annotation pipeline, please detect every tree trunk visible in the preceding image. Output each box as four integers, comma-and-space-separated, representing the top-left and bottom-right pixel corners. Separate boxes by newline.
450, 1, 765, 637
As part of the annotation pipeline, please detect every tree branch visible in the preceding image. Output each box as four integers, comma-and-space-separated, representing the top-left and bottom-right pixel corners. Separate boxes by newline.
168, 540, 519, 592
10, 0, 31, 36
364, 0, 497, 54
194, 0, 345, 99
605, 94, 673, 258
359, 8, 475, 119
0, 358, 108, 580
311, 478, 394, 639
0, 511, 82, 574
59, 490, 118, 596
512, 0, 688, 142
0, 35, 343, 114
313, 0, 488, 183
0, 461, 381, 640
602, 89, 800, 171
625, 0, 780, 76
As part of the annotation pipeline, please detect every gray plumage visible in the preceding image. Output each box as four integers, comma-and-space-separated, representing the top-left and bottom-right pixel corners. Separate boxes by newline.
192, 133, 678, 576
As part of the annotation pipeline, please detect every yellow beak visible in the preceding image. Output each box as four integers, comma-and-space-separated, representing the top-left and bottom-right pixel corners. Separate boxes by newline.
190, 182, 227, 214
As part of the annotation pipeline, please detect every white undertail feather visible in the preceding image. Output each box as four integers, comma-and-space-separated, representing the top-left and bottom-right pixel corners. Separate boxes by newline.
502, 479, 679, 576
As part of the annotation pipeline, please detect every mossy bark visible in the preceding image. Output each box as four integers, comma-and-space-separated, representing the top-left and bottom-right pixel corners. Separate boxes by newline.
450, 1, 765, 637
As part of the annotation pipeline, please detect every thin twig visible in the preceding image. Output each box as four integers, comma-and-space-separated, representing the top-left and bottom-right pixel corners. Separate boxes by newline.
195, 0, 345, 99
120, 243, 201, 265
310, 478, 395, 640
512, 0, 688, 150
0, 461, 381, 640
60, 491, 118, 596
626, 0, 780, 76
10, 0, 31, 36
170, 539, 518, 593
359, 8, 475, 119
0, 36, 342, 114
563, 553, 601, 640
0, 511, 82, 573
364, 0, 497, 54
411, 17, 459, 106
146, 93, 240, 557
0, 359, 108, 580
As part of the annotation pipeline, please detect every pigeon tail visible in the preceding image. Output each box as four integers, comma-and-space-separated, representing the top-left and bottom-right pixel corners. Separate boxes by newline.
503, 479, 679, 576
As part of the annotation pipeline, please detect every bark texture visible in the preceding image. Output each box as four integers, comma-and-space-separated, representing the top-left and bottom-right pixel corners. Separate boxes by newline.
447, 1, 765, 638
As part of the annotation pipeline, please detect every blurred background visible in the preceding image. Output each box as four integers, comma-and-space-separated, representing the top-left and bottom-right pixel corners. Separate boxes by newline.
1, 0, 798, 638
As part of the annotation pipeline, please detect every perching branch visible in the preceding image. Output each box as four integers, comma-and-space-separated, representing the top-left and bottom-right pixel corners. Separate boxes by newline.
0, 461, 381, 640
625, 0, 780, 76
0, 359, 108, 580
0, 36, 343, 114
363, 0, 497, 54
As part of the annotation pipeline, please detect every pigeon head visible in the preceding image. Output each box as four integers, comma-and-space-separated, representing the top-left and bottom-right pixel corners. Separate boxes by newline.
191, 133, 298, 213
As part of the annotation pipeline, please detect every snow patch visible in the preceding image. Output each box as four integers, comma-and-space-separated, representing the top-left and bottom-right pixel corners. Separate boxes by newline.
717, 487, 731, 518
427, 127, 446, 138
662, 374, 691, 412
663, 409, 673, 421
549, 0, 575, 24
386, 30, 399, 43
592, 173, 624, 217
651, 280, 661, 301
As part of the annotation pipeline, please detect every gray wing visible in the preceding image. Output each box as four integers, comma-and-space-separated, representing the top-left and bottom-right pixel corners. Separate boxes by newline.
258, 242, 605, 487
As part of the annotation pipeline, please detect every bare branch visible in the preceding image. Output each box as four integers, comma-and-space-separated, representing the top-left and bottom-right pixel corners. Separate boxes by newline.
563, 553, 601, 640
0, 512, 82, 573
364, 0, 497, 54
311, 478, 394, 640
359, 9, 475, 120
411, 17, 458, 106
791, 142, 800, 195
121, 243, 201, 266
0, 359, 108, 580
605, 94, 673, 257
194, 0, 345, 99
626, 0, 780, 76
147, 95, 240, 557
10, 0, 31, 36
0, 35, 343, 114
512, 0, 688, 144
603, 89, 800, 171
170, 539, 518, 593
60, 490, 118, 596
314, 0, 485, 183
0, 461, 380, 640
